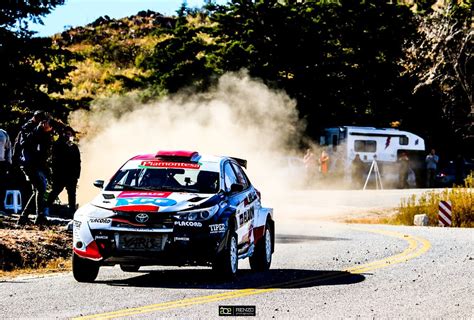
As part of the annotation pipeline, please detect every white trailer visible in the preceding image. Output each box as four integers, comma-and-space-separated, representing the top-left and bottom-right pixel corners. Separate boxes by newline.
319, 126, 426, 187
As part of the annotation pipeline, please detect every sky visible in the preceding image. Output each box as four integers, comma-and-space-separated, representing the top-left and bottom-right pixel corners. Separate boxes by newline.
32, 0, 226, 37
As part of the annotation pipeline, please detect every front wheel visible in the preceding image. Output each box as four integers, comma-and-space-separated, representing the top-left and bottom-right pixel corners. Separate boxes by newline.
213, 231, 238, 279
72, 253, 100, 282
249, 221, 273, 271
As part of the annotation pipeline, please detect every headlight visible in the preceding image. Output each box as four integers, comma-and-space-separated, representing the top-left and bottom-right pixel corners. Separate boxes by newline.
78, 204, 115, 219
176, 205, 219, 221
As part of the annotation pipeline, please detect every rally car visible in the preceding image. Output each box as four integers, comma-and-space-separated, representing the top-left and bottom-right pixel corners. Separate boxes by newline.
72, 150, 274, 282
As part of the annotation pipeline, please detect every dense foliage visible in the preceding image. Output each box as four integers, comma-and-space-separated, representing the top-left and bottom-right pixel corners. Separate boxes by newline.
1, 0, 472, 158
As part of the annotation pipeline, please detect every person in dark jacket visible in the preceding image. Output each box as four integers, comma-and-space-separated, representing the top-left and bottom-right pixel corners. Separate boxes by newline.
351, 154, 365, 189
15, 111, 54, 225
398, 152, 410, 189
45, 126, 81, 216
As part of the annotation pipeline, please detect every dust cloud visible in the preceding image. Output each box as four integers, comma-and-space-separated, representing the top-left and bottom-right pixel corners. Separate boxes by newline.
69, 71, 359, 220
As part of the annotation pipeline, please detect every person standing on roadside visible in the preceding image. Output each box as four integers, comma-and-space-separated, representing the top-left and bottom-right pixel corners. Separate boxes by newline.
45, 126, 81, 216
303, 148, 317, 185
351, 154, 365, 189
398, 152, 410, 189
14, 111, 54, 225
425, 149, 439, 188
0, 128, 12, 213
319, 150, 330, 178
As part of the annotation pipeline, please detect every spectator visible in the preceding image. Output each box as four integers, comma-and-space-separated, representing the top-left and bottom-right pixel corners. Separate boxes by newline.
319, 150, 330, 178
351, 154, 364, 189
425, 149, 439, 188
398, 152, 410, 189
45, 127, 81, 216
14, 111, 54, 225
303, 148, 317, 183
0, 128, 12, 213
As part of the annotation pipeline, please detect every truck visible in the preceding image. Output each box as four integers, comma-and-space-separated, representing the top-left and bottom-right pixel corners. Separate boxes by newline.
319, 126, 426, 188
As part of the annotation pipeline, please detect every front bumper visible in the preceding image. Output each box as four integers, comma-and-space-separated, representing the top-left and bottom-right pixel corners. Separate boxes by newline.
73, 216, 228, 266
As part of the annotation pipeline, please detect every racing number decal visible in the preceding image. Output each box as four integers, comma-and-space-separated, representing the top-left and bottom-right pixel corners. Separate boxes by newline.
239, 206, 254, 225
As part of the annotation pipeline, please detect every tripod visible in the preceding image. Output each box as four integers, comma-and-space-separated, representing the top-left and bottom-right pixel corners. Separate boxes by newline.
363, 158, 383, 190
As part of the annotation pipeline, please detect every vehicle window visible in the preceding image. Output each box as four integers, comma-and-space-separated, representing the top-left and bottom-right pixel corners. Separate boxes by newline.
224, 162, 239, 192
231, 162, 250, 189
106, 167, 219, 194
399, 136, 409, 145
355, 140, 377, 152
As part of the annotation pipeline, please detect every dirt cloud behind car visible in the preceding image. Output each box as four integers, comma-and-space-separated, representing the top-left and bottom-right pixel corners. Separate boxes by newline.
69, 71, 348, 219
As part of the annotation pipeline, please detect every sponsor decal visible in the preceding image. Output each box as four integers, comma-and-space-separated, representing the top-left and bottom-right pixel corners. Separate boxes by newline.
118, 191, 172, 198
135, 213, 150, 223
89, 218, 112, 224
174, 221, 202, 227
115, 197, 177, 210
239, 206, 254, 226
174, 236, 190, 241
73, 220, 82, 228
139, 160, 200, 169
219, 306, 256, 317
95, 235, 108, 240
209, 223, 226, 234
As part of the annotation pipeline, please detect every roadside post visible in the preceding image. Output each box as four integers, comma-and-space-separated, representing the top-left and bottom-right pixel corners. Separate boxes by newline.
438, 200, 452, 227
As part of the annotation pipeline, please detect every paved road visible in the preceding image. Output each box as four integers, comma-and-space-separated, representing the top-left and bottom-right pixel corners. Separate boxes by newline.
1, 218, 472, 319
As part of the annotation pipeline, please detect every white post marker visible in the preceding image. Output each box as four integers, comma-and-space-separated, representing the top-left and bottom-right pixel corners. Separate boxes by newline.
438, 200, 452, 227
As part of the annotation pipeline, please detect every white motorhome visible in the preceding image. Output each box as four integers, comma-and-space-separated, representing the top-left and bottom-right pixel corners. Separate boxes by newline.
319, 126, 426, 187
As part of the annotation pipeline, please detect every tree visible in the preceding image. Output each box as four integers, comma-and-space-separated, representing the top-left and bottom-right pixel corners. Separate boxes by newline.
403, 1, 473, 156
139, 3, 217, 93
0, 0, 71, 132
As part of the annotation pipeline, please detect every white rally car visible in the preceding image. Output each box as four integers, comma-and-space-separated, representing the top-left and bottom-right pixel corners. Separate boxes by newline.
72, 150, 274, 282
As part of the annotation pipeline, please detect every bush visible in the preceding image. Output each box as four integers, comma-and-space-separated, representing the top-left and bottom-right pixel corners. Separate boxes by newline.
394, 173, 474, 227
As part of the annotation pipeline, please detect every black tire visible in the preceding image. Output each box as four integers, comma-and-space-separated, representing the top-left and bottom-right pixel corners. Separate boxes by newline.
120, 264, 140, 272
213, 230, 238, 279
72, 253, 100, 282
249, 221, 273, 272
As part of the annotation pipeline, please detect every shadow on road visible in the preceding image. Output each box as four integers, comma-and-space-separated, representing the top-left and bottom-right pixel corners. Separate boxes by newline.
97, 268, 364, 289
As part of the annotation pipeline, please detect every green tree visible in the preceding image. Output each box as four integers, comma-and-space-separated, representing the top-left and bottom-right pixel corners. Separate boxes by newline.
0, 0, 72, 132
139, 3, 217, 93
403, 1, 473, 156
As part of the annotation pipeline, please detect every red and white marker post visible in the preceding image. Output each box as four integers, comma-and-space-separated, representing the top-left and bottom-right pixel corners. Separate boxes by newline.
438, 200, 452, 227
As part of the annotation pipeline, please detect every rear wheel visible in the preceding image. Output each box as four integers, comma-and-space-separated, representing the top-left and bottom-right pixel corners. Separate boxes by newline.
72, 253, 100, 282
250, 221, 273, 271
120, 264, 140, 272
213, 230, 238, 279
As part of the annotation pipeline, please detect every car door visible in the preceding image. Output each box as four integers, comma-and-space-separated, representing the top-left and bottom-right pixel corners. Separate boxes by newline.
223, 161, 253, 250
230, 162, 258, 251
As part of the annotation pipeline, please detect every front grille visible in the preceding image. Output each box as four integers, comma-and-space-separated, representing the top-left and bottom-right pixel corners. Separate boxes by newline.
113, 211, 174, 229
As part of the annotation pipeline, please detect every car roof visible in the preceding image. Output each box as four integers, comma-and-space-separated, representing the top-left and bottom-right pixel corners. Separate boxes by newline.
127, 151, 237, 172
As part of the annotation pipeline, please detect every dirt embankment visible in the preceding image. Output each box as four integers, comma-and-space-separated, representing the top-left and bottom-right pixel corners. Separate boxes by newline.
0, 215, 72, 275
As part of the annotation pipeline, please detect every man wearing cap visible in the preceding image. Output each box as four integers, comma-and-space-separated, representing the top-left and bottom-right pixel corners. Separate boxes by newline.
14, 110, 54, 225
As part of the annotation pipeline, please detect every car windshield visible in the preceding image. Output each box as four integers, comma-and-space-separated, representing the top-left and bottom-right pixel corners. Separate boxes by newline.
106, 167, 220, 194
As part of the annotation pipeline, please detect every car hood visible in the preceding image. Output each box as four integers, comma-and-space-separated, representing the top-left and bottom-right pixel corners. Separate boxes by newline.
90, 190, 215, 214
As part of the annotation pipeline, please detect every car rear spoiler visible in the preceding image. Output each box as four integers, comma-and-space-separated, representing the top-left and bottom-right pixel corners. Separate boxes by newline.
230, 157, 247, 169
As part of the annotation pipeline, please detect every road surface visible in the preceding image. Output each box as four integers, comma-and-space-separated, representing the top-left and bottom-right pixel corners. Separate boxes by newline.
1, 217, 472, 319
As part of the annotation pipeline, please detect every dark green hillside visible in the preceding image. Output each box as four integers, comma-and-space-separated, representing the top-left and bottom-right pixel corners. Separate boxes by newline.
1, 1, 472, 157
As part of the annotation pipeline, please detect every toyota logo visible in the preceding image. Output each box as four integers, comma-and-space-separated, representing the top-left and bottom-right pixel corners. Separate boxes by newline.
135, 213, 149, 223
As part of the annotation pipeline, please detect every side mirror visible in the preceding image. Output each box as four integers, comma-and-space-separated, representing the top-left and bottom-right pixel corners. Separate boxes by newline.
93, 180, 104, 189
230, 183, 244, 193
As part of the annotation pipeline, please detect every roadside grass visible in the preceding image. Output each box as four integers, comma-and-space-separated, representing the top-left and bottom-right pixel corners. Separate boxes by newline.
0, 257, 71, 279
393, 173, 474, 227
